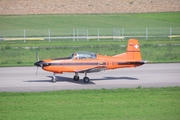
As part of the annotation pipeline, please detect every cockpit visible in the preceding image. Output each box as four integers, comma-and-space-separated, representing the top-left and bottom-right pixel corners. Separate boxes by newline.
71, 51, 97, 59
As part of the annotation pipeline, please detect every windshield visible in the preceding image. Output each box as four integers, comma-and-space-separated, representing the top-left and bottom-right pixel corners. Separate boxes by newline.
71, 51, 97, 59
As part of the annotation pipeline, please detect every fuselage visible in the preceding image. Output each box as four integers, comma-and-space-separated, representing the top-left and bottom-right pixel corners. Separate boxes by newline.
39, 54, 144, 74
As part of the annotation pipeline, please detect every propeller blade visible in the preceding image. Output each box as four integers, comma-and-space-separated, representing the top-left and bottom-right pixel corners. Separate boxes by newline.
35, 51, 40, 75
36, 66, 39, 75
36, 51, 40, 61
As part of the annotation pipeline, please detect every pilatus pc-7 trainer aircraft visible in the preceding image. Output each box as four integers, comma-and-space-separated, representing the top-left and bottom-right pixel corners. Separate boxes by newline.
34, 39, 147, 83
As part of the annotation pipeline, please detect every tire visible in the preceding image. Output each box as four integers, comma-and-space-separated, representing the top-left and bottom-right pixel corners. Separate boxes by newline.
73, 75, 79, 81
83, 77, 90, 83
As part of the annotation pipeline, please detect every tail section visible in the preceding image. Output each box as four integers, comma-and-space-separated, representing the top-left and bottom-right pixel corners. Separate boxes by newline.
126, 39, 142, 60
114, 39, 142, 61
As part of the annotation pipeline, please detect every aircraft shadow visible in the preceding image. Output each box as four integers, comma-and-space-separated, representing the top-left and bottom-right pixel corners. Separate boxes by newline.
25, 76, 95, 85
92, 76, 139, 81
25, 76, 138, 84
25, 79, 51, 83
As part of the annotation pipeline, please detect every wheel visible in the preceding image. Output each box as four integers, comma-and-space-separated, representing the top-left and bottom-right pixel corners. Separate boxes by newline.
73, 75, 79, 81
83, 77, 90, 83
51, 76, 57, 83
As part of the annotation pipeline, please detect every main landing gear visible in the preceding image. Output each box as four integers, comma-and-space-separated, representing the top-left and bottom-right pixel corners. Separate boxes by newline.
83, 72, 90, 83
73, 72, 90, 83
73, 72, 80, 81
51, 72, 90, 83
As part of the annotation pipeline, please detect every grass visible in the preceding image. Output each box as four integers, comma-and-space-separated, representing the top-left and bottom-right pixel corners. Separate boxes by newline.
0, 13, 180, 39
0, 12, 179, 38
0, 12, 180, 31
1, 38, 180, 47
132, 12, 180, 24
0, 12, 180, 66
0, 39, 180, 66
0, 87, 180, 120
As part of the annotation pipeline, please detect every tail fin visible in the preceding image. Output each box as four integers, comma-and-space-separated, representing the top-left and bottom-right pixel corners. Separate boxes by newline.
114, 39, 142, 61
126, 39, 142, 60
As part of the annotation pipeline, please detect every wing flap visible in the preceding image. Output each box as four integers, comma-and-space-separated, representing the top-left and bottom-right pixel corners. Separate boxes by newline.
75, 66, 107, 73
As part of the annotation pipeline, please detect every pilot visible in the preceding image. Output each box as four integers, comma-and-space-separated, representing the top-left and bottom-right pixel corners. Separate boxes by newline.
73, 53, 78, 59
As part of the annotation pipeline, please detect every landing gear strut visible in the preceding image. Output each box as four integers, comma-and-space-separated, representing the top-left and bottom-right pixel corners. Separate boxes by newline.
51, 73, 57, 83
83, 72, 90, 83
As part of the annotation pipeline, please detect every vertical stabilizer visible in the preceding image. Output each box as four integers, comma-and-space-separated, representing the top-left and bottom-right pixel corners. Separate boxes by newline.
113, 39, 142, 61
126, 39, 142, 60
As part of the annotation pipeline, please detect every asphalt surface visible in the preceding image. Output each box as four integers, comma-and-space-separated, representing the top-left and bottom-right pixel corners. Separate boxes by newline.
0, 63, 180, 92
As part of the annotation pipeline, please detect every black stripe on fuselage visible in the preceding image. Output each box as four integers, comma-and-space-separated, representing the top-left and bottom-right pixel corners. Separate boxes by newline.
49, 62, 106, 66
47, 62, 144, 66
118, 62, 144, 65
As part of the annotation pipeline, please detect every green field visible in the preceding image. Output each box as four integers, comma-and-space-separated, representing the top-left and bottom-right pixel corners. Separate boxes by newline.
0, 12, 180, 30
0, 87, 180, 120
0, 40, 180, 66
0, 12, 180, 66
0, 12, 180, 39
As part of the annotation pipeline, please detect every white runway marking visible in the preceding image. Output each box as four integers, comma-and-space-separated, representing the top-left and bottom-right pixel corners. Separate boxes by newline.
0, 63, 180, 92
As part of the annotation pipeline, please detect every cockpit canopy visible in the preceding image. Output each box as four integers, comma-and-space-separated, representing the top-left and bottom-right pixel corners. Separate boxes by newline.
71, 51, 97, 59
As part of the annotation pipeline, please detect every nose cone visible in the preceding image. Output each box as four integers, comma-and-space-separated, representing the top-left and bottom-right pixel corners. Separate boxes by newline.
34, 61, 50, 67
34, 60, 43, 67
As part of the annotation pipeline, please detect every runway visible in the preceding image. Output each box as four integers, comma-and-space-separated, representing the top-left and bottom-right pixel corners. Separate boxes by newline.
0, 63, 180, 92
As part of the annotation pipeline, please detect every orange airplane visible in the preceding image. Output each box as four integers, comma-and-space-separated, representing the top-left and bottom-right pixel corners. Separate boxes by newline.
34, 39, 147, 83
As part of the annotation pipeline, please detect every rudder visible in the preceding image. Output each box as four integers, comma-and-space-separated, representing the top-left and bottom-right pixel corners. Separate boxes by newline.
126, 39, 142, 60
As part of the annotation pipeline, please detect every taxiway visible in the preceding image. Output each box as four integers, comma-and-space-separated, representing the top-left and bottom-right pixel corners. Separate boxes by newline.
0, 63, 180, 92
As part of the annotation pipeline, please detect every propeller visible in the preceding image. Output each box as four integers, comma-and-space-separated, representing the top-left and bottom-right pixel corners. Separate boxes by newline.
36, 50, 39, 62
34, 51, 50, 75
35, 51, 40, 75
36, 65, 39, 75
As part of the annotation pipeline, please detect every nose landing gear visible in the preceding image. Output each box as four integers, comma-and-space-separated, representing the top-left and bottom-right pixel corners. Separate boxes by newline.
51, 73, 57, 83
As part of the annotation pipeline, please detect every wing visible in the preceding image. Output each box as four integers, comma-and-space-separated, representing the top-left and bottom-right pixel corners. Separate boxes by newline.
75, 66, 107, 73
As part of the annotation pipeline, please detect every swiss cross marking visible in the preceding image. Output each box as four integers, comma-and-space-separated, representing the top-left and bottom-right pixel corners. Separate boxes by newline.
134, 44, 139, 49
